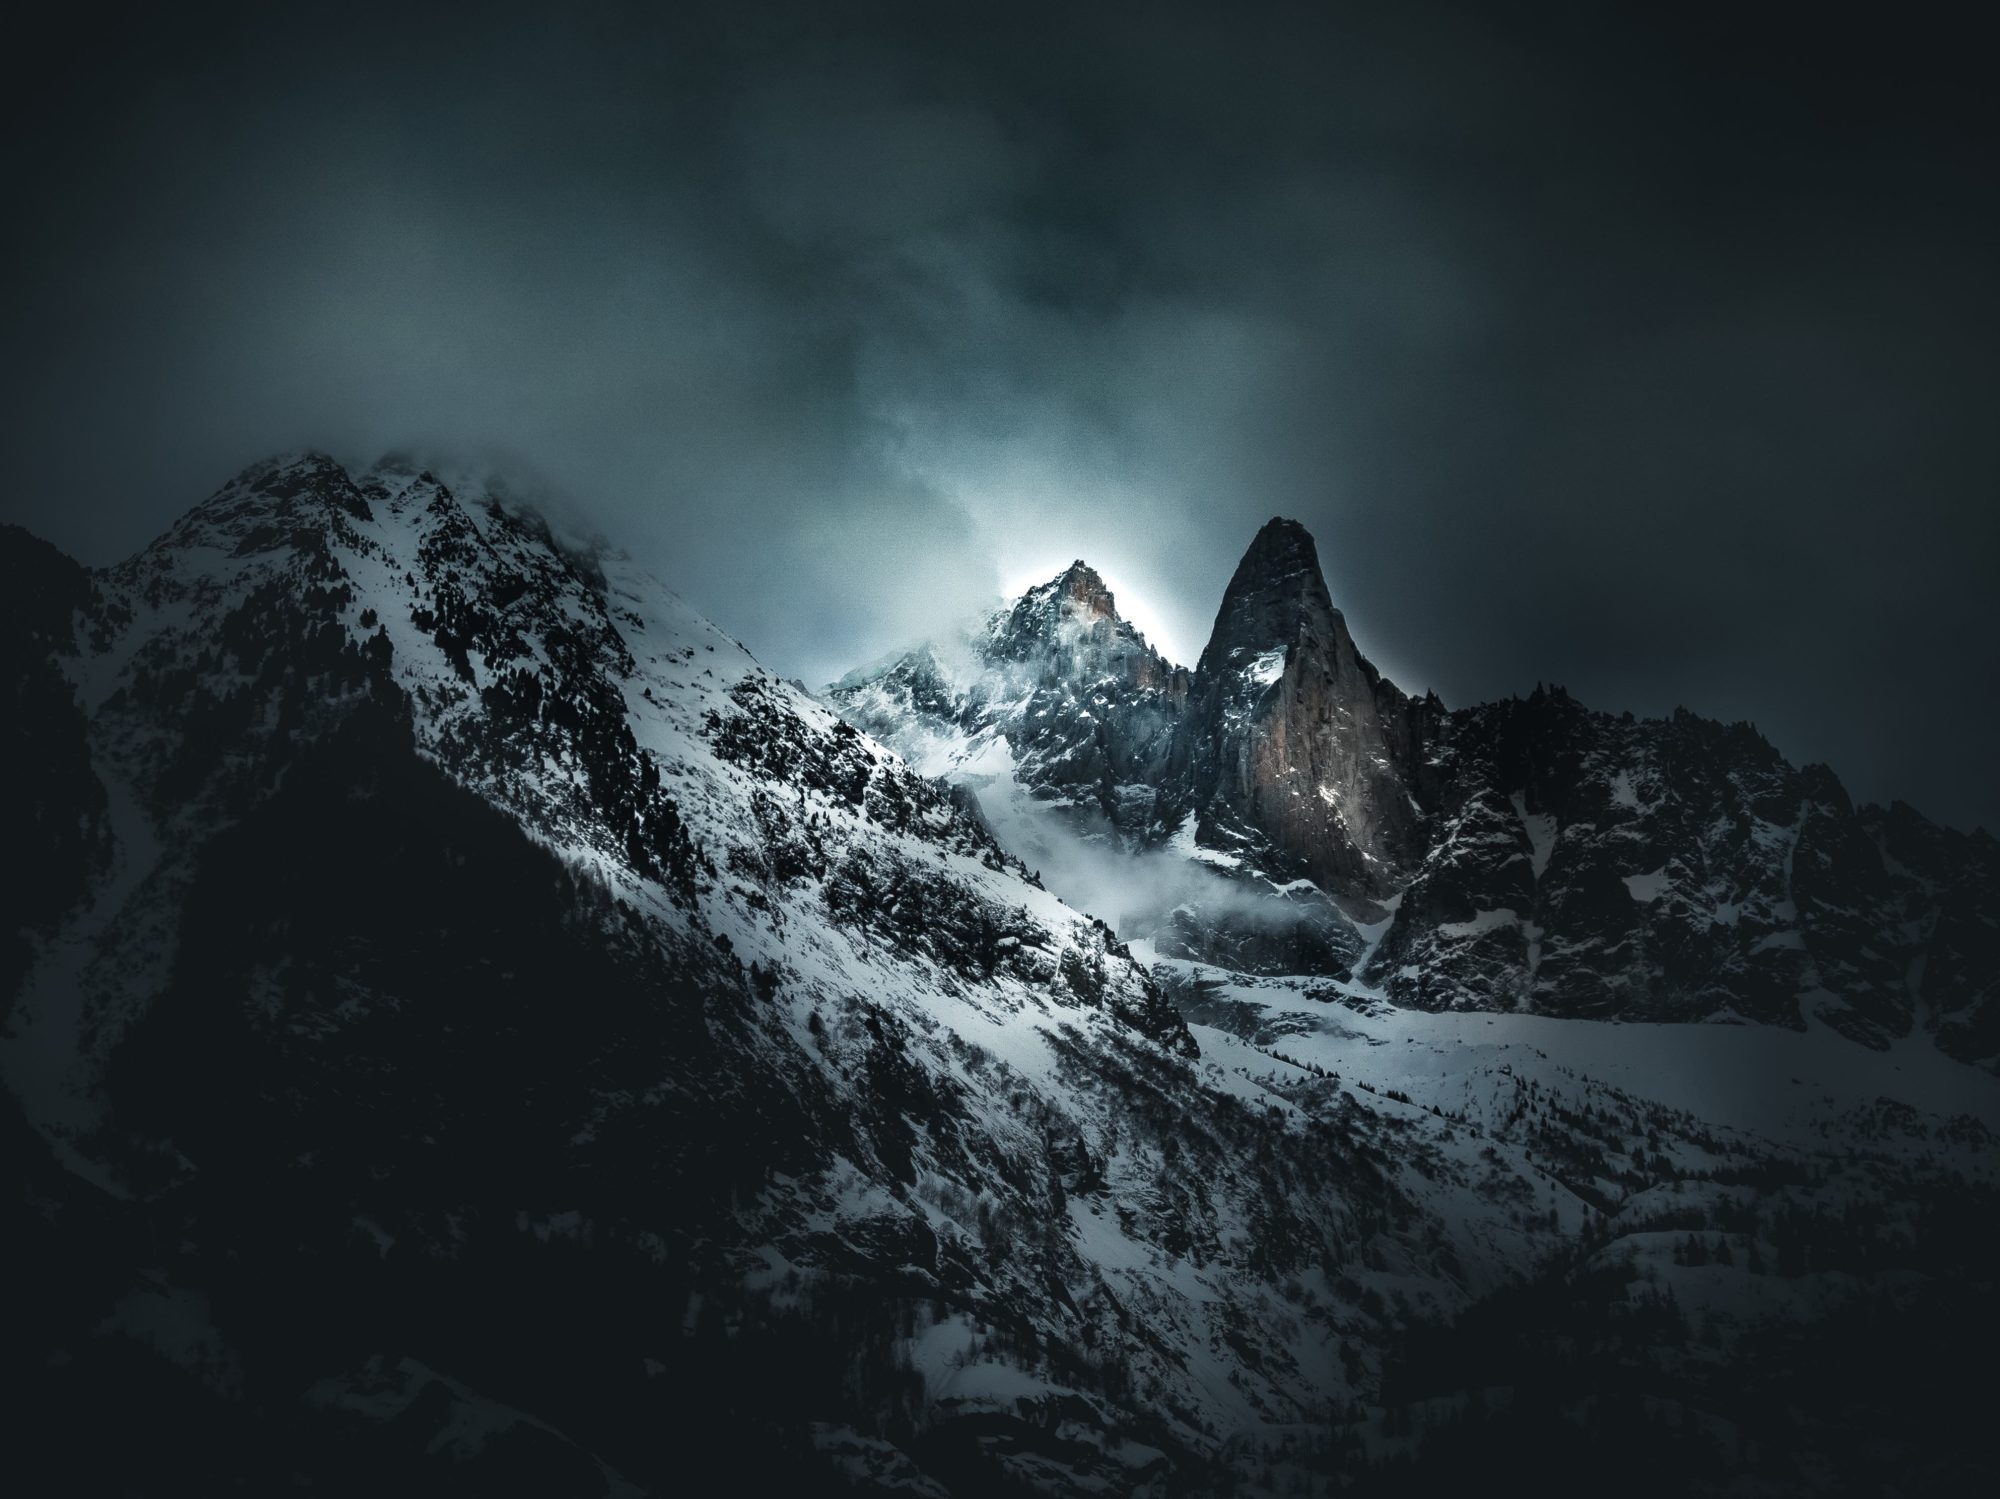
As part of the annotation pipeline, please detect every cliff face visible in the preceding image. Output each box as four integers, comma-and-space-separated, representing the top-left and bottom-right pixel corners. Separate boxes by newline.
1370, 690, 1906, 1039
1167, 518, 1437, 909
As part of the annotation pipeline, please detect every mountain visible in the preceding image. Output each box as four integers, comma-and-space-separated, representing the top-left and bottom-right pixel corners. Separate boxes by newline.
834, 520, 1999, 1075
1165, 518, 1437, 909
829, 546, 1368, 976
833, 559, 1187, 842
5, 459, 1998, 1497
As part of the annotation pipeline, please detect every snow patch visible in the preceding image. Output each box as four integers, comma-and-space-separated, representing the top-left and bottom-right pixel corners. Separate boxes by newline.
1623, 866, 1671, 902
1509, 791, 1558, 880
1438, 908, 1519, 939
1169, 811, 1243, 869
1244, 647, 1287, 688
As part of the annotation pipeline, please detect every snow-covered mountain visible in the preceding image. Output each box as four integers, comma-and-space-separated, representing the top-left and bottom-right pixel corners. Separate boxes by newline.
5, 458, 1997, 1496
832, 518, 1999, 1075
830, 559, 1187, 845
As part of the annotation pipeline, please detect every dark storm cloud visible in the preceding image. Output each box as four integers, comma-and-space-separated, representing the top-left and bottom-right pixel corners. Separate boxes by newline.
4, 1, 1995, 827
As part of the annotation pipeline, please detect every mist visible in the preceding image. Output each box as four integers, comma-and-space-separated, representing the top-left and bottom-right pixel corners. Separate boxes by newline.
967, 776, 1352, 962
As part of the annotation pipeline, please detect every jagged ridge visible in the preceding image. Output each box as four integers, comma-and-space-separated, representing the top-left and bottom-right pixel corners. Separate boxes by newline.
833, 520, 1998, 1071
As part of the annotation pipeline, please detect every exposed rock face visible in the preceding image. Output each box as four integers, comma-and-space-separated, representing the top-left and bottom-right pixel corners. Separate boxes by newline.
834, 518, 1999, 1071
1861, 800, 2000, 1063
1370, 685, 1999, 1061
1372, 690, 1888, 1032
1167, 517, 1437, 909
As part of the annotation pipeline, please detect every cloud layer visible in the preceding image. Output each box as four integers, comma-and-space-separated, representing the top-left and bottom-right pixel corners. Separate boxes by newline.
3, 1, 1994, 828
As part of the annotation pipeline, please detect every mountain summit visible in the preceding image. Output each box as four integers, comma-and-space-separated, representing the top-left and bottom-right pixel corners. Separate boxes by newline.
1191, 516, 1331, 677
1173, 516, 1432, 906
1044, 558, 1118, 618
832, 557, 1188, 847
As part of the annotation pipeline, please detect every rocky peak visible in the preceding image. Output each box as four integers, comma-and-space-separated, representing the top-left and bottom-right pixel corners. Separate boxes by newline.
157, 451, 374, 558
988, 559, 1125, 659
979, 561, 1183, 704
1052, 559, 1117, 617
1195, 517, 1334, 673
1171, 517, 1424, 905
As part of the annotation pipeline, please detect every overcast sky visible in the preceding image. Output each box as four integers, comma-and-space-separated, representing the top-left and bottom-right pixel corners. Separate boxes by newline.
4, 1, 1995, 829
